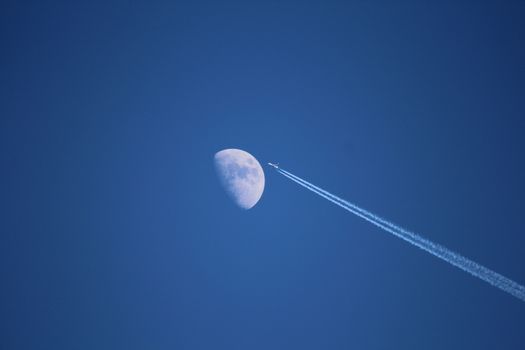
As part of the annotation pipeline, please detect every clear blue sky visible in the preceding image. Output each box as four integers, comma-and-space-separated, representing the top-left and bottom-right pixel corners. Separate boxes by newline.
2, 1, 525, 349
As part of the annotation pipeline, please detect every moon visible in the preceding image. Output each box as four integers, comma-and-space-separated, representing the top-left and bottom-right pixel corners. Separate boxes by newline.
214, 149, 265, 209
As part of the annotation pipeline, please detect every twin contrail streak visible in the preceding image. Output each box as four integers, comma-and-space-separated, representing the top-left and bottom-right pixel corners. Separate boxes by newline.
276, 167, 525, 302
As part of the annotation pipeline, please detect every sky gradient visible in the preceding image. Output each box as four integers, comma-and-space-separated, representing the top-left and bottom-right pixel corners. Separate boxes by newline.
2, 1, 525, 349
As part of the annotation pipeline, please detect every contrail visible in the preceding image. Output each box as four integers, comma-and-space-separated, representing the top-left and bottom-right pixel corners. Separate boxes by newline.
275, 167, 525, 302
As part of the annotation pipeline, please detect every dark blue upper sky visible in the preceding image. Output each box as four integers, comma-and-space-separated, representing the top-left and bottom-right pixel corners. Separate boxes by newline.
2, 1, 525, 349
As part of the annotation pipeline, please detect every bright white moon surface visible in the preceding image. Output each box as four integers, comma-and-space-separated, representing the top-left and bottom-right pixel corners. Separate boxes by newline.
214, 148, 265, 209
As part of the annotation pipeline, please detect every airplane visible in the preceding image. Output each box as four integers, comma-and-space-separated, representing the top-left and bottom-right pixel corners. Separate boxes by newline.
268, 162, 279, 169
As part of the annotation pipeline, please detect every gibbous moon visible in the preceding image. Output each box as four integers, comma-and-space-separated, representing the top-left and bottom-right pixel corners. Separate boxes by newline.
214, 149, 265, 209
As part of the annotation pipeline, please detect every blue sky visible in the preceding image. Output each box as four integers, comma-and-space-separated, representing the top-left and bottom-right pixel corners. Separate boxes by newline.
2, 1, 525, 349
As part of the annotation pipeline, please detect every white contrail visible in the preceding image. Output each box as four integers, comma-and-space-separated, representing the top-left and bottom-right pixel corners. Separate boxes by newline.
276, 167, 525, 302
